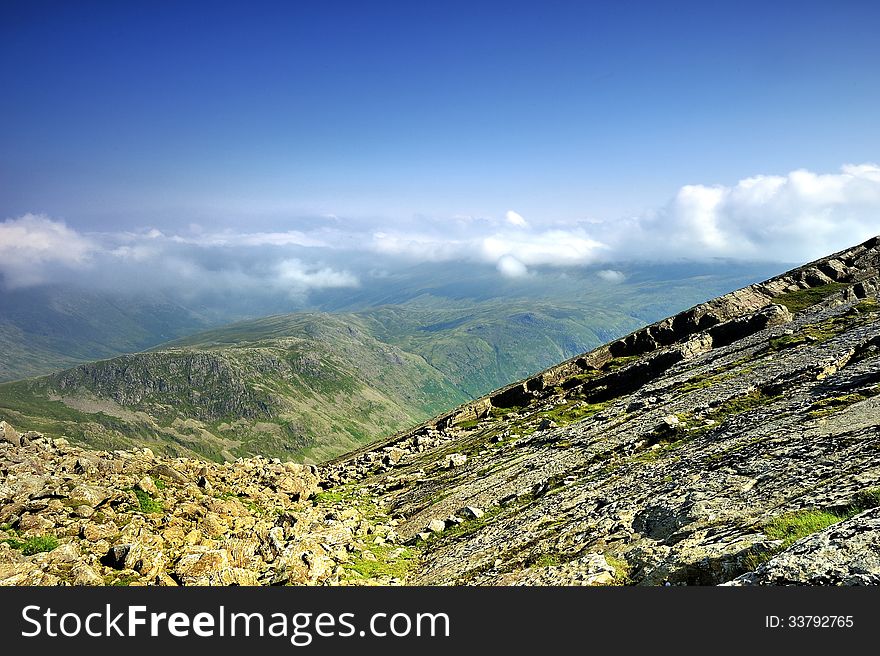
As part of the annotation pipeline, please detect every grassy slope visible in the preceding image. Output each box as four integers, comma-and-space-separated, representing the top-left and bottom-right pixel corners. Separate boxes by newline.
0, 315, 465, 463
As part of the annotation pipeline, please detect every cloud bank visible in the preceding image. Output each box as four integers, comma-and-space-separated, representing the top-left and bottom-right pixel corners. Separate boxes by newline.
0, 214, 98, 287
1, 163, 878, 293
610, 163, 880, 261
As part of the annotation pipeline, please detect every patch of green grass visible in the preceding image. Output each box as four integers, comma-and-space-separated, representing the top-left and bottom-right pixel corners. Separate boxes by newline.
850, 488, 880, 512
533, 553, 563, 567
153, 478, 167, 490
710, 389, 780, 420
764, 510, 848, 549
677, 363, 756, 394
769, 333, 812, 350
2, 534, 59, 555
774, 283, 848, 313
560, 370, 604, 389
604, 554, 632, 585
489, 405, 524, 418
808, 391, 875, 418
454, 419, 481, 430
108, 573, 139, 586
603, 355, 642, 371
677, 374, 719, 393
630, 447, 660, 463
344, 545, 418, 581
132, 488, 163, 514
769, 310, 867, 352
854, 297, 878, 313
312, 487, 355, 505
749, 490, 880, 570
539, 399, 611, 427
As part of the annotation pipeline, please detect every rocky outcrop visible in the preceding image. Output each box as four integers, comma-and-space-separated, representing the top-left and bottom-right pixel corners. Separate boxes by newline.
725, 508, 880, 586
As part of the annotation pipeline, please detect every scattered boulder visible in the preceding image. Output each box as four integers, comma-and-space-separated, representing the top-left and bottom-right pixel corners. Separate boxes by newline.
71, 563, 104, 586
0, 421, 21, 447
460, 506, 485, 520
426, 519, 447, 534
444, 453, 467, 468
135, 475, 160, 497
151, 464, 188, 484
383, 447, 407, 466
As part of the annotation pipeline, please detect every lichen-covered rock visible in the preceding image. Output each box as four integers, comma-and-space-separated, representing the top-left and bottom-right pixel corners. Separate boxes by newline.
0, 419, 383, 586
0, 421, 21, 447
724, 508, 880, 586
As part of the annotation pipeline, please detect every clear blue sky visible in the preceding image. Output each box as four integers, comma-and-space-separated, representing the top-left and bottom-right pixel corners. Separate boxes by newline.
2, 0, 878, 230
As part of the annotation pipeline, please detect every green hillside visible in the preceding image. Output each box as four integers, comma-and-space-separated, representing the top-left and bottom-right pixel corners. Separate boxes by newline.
0, 315, 464, 462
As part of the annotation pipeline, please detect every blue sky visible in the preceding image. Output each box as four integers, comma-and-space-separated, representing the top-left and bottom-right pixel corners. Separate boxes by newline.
1, 1, 879, 292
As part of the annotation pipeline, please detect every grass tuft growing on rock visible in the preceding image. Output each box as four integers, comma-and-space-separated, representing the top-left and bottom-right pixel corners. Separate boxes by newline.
132, 488, 163, 514
773, 283, 848, 313
538, 399, 611, 427
808, 391, 876, 418
602, 355, 642, 371
603, 553, 632, 585
533, 553, 563, 568
851, 488, 880, 512
312, 486, 357, 505
2, 534, 59, 555
764, 510, 846, 549
710, 389, 779, 419
344, 545, 418, 581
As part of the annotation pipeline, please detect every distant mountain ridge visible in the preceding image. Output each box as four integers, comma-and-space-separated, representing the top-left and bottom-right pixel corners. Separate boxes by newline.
0, 262, 785, 461
0, 286, 215, 381
0, 261, 783, 383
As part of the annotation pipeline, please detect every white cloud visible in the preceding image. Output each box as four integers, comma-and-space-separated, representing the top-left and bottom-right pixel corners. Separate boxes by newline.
275, 259, 358, 290
597, 269, 626, 283
4, 163, 879, 294
0, 214, 97, 287
171, 229, 327, 248
496, 255, 529, 278
481, 230, 607, 266
610, 163, 880, 262
505, 210, 528, 227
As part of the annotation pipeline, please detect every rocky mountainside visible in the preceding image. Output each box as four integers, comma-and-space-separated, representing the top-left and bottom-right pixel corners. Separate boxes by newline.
2, 235, 879, 586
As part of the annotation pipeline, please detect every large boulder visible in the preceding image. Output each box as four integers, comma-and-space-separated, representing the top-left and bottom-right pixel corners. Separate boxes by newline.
0, 421, 21, 447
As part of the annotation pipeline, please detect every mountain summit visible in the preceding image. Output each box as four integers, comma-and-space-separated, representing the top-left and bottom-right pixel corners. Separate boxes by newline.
2, 236, 880, 585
